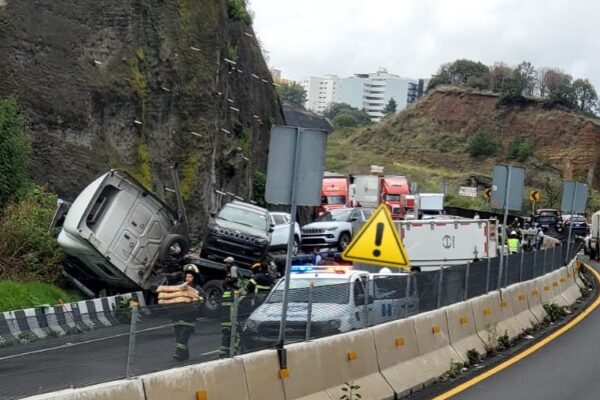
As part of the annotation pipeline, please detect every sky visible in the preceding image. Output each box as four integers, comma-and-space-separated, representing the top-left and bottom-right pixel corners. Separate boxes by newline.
250, 0, 600, 89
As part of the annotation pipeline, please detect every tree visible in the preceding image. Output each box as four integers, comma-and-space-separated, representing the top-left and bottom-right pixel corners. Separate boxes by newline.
323, 102, 371, 125
508, 136, 534, 161
333, 113, 358, 128
467, 130, 499, 157
545, 69, 576, 106
572, 78, 598, 113
447, 59, 490, 87
383, 98, 397, 115
0, 97, 31, 209
277, 82, 307, 108
537, 67, 553, 97
514, 61, 537, 96
489, 63, 513, 93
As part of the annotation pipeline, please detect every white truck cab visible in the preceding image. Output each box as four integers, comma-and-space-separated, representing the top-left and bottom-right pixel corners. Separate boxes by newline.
241, 266, 415, 348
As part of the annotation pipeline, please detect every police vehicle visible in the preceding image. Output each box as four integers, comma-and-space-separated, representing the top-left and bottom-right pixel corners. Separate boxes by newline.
241, 265, 417, 350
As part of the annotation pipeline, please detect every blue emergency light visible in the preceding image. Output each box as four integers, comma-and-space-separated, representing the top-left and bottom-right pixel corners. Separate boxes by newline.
290, 265, 315, 273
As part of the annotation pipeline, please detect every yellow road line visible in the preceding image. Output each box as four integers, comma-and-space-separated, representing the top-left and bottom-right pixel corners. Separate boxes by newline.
433, 263, 599, 400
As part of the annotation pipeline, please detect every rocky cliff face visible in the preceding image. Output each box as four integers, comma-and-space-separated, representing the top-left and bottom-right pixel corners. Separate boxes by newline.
0, 0, 282, 241
352, 88, 600, 189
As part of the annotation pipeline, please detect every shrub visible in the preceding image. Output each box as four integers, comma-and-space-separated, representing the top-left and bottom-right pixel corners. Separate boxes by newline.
333, 113, 358, 128
0, 97, 31, 209
445, 359, 465, 379
227, 0, 252, 24
497, 331, 510, 350
508, 136, 534, 161
543, 302, 567, 323
0, 187, 64, 283
253, 171, 266, 207
466, 348, 482, 366
468, 130, 500, 157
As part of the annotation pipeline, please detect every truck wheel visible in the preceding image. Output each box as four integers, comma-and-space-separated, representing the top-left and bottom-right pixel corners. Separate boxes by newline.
158, 234, 190, 262
337, 232, 351, 251
202, 280, 224, 318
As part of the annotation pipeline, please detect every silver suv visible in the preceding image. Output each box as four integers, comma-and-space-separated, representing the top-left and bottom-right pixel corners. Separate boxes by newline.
301, 208, 373, 252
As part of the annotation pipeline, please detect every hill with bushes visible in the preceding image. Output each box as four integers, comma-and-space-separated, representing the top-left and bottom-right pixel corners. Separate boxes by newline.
326, 86, 600, 213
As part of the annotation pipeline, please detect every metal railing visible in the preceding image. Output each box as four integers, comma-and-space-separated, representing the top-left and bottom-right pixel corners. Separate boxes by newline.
0, 242, 582, 400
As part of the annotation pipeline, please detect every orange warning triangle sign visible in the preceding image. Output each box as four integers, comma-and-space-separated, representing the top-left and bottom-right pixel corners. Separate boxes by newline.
342, 204, 410, 269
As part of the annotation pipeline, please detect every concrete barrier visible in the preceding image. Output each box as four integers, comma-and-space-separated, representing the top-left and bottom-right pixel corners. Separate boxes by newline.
24, 380, 145, 400
540, 270, 569, 307
142, 358, 249, 400
500, 283, 538, 332
574, 260, 587, 289
445, 301, 486, 360
525, 278, 546, 322
413, 309, 463, 378
559, 265, 582, 305
372, 317, 433, 397
281, 341, 330, 400
237, 350, 285, 400
471, 291, 519, 345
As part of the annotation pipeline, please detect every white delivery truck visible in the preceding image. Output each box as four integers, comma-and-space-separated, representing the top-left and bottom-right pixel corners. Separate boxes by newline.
351, 175, 380, 207
414, 193, 444, 218
396, 219, 498, 269
585, 211, 600, 259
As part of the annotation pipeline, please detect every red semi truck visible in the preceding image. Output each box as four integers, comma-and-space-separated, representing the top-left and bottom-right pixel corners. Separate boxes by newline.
316, 175, 350, 216
350, 175, 410, 219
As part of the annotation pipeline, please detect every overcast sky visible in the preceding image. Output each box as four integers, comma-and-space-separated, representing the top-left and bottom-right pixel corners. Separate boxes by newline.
250, 0, 600, 89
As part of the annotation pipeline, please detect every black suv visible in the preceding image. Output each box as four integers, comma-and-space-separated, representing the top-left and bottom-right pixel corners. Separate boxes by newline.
201, 201, 271, 267
534, 209, 563, 232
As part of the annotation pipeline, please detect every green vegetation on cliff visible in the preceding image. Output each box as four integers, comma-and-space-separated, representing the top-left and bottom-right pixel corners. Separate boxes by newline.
0, 281, 81, 312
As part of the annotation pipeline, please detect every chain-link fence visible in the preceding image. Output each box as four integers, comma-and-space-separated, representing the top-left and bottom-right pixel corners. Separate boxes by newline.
0, 242, 582, 400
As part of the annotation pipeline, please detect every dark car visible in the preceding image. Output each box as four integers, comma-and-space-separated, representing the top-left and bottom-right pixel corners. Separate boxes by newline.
562, 215, 589, 237
534, 209, 563, 232
201, 201, 271, 267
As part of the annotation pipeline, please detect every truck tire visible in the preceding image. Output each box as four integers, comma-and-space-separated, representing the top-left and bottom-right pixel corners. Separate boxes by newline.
158, 234, 190, 262
337, 232, 351, 251
202, 280, 224, 318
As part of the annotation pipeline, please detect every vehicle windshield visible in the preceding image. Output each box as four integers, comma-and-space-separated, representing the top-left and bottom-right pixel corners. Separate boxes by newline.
538, 211, 558, 217
267, 278, 350, 304
385, 194, 401, 201
217, 205, 267, 231
324, 195, 346, 205
317, 209, 352, 222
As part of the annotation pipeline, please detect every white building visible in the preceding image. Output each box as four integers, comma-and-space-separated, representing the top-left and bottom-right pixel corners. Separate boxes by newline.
299, 68, 420, 122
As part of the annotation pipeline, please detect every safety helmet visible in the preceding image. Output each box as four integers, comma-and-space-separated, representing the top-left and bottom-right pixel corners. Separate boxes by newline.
251, 262, 261, 270
510, 231, 517, 236
224, 256, 235, 264
379, 267, 392, 274
183, 264, 200, 275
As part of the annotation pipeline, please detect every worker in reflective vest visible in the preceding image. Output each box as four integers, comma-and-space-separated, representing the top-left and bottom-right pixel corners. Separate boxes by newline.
507, 231, 520, 254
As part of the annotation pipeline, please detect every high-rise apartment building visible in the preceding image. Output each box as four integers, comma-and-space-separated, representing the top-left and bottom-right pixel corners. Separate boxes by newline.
299, 68, 421, 122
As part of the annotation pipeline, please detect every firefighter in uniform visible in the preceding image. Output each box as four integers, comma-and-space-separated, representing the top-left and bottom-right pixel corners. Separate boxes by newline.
220, 256, 242, 358
246, 261, 275, 307
156, 264, 204, 361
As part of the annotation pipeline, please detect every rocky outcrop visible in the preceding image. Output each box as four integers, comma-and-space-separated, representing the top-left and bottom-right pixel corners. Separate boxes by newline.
0, 0, 283, 241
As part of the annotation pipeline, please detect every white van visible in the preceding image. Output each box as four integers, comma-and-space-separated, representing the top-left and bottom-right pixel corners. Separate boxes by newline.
241, 266, 415, 349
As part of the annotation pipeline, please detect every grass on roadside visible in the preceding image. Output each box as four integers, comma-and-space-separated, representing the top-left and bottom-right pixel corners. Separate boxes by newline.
0, 281, 82, 312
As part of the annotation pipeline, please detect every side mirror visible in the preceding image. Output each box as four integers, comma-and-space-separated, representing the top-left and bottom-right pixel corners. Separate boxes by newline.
355, 294, 374, 305
349, 217, 358, 222
210, 212, 216, 218
269, 224, 275, 233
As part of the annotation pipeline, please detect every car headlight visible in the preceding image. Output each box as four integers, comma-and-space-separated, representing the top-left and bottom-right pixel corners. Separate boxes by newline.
244, 319, 259, 333
327, 320, 341, 329
326, 226, 338, 231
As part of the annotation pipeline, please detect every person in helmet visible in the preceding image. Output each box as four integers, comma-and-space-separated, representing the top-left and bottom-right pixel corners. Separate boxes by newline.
156, 264, 204, 361
507, 230, 520, 254
246, 261, 275, 307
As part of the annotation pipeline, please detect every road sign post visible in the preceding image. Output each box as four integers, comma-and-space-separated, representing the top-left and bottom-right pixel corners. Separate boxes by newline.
561, 181, 588, 264
265, 126, 327, 367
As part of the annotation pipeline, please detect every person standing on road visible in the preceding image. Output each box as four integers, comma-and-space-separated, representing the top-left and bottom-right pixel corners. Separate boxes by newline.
246, 262, 275, 307
156, 264, 204, 362
535, 226, 545, 250
220, 257, 242, 358
507, 231, 520, 254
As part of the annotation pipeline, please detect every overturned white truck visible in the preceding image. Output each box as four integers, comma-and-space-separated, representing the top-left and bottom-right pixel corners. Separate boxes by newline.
52, 170, 256, 316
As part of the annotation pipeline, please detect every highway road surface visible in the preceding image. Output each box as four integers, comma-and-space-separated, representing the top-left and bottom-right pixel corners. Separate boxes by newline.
432, 257, 600, 400
0, 315, 223, 400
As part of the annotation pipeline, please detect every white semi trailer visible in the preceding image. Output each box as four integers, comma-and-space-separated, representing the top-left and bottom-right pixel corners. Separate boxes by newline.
396, 219, 498, 269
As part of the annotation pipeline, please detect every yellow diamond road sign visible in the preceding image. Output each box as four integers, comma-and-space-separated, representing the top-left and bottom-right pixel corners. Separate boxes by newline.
529, 190, 540, 202
342, 204, 410, 269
